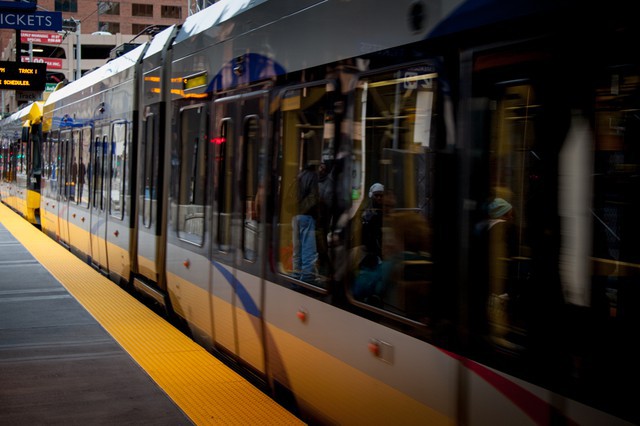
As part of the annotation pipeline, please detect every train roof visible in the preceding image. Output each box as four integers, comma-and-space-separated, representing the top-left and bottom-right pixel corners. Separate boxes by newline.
173, 0, 271, 45
44, 43, 149, 107
429, 0, 587, 39
144, 24, 177, 59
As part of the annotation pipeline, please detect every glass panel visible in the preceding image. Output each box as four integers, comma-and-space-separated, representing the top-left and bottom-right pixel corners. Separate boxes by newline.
110, 122, 126, 218
142, 114, 155, 227
216, 119, 232, 250
59, 132, 70, 201
177, 106, 206, 245
349, 65, 438, 322
243, 115, 260, 261
278, 83, 335, 288
79, 127, 90, 207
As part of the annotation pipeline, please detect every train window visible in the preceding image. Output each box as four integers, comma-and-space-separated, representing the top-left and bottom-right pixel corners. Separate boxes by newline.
215, 118, 232, 251
48, 131, 59, 194
463, 38, 640, 420
346, 64, 438, 324
277, 81, 336, 289
70, 130, 80, 204
41, 134, 49, 180
17, 136, 26, 176
141, 113, 156, 228
242, 115, 259, 262
30, 123, 42, 177
110, 122, 127, 219
92, 133, 107, 211
177, 105, 207, 246
79, 127, 90, 207
59, 132, 70, 202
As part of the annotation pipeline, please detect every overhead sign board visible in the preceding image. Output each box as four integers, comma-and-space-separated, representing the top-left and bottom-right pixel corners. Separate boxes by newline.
0, 61, 47, 91
0, 11, 62, 31
0, 1, 37, 11
16, 90, 42, 103
21, 31, 63, 44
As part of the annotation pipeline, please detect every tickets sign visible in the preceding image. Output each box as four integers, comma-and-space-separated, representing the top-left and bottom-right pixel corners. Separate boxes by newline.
0, 11, 62, 31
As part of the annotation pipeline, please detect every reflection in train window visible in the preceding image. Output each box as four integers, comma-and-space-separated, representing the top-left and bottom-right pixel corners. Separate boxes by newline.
347, 64, 438, 324
277, 82, 335, 289
177, 105, 207, 245
242, 115, 259, 261
79, 127, 91, 207
59, 131, 70, 202
110, 122, 127, 219
142, 113, 156, 228
215, 118, 232, 251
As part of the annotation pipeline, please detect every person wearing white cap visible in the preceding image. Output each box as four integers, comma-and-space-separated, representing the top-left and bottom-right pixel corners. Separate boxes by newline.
360, 183, 385, 268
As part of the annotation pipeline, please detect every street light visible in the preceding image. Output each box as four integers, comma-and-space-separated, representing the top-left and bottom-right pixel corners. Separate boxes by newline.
61, 18, 81, 81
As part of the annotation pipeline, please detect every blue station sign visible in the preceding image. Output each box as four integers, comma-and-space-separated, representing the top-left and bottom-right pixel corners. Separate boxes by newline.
0, 11, 62, 31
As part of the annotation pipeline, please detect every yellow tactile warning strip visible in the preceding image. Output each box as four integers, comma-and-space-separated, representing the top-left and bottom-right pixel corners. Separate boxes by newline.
0, 203, 305, 426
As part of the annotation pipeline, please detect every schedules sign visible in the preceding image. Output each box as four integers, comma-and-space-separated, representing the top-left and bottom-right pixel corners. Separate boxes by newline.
0, 61, 47, 91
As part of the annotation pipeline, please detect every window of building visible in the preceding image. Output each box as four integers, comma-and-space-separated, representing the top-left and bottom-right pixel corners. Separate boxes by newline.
97, 22, 120, 34
98, 1, 120, 15
55, 0, 77, 12
161, 5, 181, 19
132, 4, 153, 17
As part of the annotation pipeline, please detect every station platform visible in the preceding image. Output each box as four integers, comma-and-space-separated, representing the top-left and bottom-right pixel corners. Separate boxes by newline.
0, 203, 304, 425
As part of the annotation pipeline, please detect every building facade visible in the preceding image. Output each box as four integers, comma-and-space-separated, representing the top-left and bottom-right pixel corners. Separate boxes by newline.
0, 0, 216, 113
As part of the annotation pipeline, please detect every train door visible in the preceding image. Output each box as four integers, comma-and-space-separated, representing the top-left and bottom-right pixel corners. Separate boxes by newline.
105, 121, 130, 281
68, 127, 91, 257
210, 90, 269, 376
90, 126, 109, 272
57, 130, 71, 247
462, 33, 640, 422
137, 104, 163, 285
41, 130, 59, 239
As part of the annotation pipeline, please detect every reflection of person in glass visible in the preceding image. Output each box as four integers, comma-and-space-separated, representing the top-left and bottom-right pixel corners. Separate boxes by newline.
317, 160, 334, 276
360, 183, 384, 268
292, 161, 320, 282
477, 197, 518, 349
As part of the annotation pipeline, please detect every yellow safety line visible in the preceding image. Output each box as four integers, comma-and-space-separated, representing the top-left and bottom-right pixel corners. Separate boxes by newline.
0, 203, 304, 426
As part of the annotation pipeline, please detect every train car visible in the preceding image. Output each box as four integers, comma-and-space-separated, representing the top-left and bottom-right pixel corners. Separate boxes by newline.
0, 101, 44, 225
158, 0, 638, 424
2, 0, 639, 424
41, 43, 148, 284
132, 25, 180, 308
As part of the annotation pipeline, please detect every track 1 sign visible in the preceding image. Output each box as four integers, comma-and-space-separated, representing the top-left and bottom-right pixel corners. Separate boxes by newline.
0, 61, 46, 91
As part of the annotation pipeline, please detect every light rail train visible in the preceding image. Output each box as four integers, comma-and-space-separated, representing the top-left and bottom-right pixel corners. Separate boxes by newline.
1, 0, 638, 424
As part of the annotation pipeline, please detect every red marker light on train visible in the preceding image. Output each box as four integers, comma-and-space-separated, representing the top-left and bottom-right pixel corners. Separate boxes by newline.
211, 137, 226, 145
368, 340, 380, 357
296, 308, 307, 322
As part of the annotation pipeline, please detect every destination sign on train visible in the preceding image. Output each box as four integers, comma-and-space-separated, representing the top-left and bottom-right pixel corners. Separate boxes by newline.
0, 61, 46, 91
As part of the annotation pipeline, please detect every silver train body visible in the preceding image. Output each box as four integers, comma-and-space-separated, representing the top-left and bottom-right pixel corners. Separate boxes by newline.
2, 0, 638, 424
